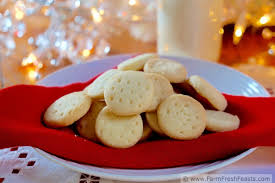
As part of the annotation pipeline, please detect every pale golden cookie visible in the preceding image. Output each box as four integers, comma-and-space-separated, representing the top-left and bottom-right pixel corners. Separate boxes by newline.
84, 69, 120, 99
206, 110, 240, 132
145, 112, 165, 135
117, 53, 158, 71
185, 75, 228, 111
144, 58, 187, 83
158, 94, 206, 140
104, 71, 154, 116
145, 73, 174, 111
76, 101, 106, 142
140, 120, 153, 142
44, 91, 91, 128
95, 107, 143, 148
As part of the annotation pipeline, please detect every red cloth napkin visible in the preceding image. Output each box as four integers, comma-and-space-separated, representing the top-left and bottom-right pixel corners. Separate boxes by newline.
0, 74, 275, 169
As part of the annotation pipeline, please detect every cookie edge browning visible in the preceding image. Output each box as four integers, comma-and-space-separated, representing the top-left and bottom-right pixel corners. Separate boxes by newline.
145, 73, 174, 112
174, 76, 228, 111
76, 101, 106, 142
140, 120, 153, 142
44, 91, 92, 128
189, 75, 227, 111
117, 53, 158, 71
173, 82, 217, 110
145, 112, 165, 136
84, 69, 120, 99
206, 110, 240, 132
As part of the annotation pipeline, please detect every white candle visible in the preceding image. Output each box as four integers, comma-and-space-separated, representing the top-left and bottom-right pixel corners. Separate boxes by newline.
157, 0, 223, 62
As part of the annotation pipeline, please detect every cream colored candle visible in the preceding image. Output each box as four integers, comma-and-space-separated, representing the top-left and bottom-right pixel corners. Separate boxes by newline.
157, 0, 223, 62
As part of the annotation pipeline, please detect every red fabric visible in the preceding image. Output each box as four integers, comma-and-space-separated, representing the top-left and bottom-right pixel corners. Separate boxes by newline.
0, 74, 275, 169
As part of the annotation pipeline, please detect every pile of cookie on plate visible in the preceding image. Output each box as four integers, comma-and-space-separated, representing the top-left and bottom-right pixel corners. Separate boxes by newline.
44, 54, 240, 148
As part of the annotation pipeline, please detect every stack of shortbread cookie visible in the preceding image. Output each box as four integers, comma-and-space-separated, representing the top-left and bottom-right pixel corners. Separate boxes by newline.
44, 54, 240, 148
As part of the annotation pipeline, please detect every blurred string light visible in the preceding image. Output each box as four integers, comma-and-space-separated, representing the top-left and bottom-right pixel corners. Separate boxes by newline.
219, 28, 224, 35
14, 1, 25, 20
28, 69, 40, 82
21, 52, 43, 82
262, 28, 275, 39
0, 0, 157, 83
22, 53, 37, 66
91, 8, 102, 23
81, 49, 90, 58
4, 0, 275, 83
258, 14, 271, 25
229, 0, 275, 45
128, 0, 137, 6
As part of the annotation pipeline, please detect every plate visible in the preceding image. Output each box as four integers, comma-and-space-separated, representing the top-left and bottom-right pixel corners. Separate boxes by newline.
36, 54, 269, 182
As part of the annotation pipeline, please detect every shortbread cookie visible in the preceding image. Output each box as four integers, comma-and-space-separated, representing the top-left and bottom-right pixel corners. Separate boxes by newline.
144, 58, 187, 83
158, 94, 206, 140
206, 110, 240, 132
84, 69, 120, 99
104, 71, 154, 116
118, 53, 158, 71
146, 73, 174, 111
182, 75, 227, 111
76, 101, 106, 142
95, 107, 143, 148
140, 120, 153, 141
145, 112, 165, 135
44, 92, 91, 128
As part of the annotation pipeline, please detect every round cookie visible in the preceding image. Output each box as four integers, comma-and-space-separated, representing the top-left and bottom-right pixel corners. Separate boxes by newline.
140, 120, 153, 142
145, 73, 174, 111
117, 53, 158, 71
157, 94, 206, 140
76, 101, 106, 142
145, 112, 165, 135
84, 69, 120, 99
104, 71, 154, 116
206, 110, 240, 132
44, 91, 91, 128
144, 58, 187, 83
95, 107, 143, 148
185, 75, 228, 111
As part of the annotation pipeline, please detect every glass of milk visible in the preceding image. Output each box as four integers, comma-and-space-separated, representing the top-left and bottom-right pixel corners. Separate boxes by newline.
157, 0, 224, 62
